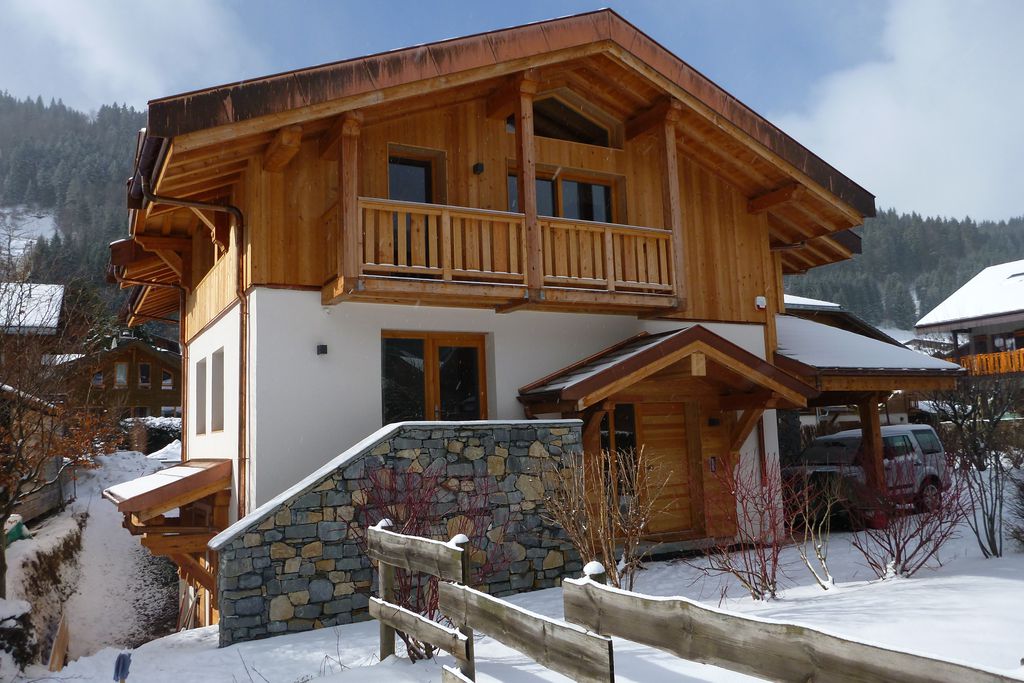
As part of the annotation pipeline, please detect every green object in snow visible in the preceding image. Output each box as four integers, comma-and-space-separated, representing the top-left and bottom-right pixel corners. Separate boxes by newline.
4, 521, 27, 545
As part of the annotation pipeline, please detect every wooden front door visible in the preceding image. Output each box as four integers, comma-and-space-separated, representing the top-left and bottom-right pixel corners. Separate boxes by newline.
636, 403, 704, 538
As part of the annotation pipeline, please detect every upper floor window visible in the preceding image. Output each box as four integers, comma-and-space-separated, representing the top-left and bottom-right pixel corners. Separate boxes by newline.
388, 146, 446, 205
195, 358, 207, 435
211, 348, 225, 432
508, 173, 614, 223
161, 369, 174, 390
138, 363, 151, 389
506, 95, 616, 148
114, 362, 128, 388
91, 371, 103, 388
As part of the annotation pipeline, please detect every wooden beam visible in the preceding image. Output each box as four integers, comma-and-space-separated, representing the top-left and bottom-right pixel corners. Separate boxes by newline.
134, 235, 192, 253
682, 351, 706, 376
659, 101, 687, 308
189, 207, 230, 252
141, 533, 215, 556
514, 71, 541, 294
320, 112, 361, 161
625, 99, 671, 140
820, 374, 960, 393
729, 408, 764, 453
172, 553, 216, 594
748, 183, 804, 214
337, 113, 362, 293
485, 78, 518, 119
858, 395, 885, 493
262, 125, 303, 172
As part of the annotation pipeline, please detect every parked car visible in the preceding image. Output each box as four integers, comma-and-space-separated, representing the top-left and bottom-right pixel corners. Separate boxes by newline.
783, 424, 950, 516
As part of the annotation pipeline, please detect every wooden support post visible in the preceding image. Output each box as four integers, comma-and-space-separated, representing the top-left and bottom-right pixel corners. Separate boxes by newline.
452, 534, 475, 680
858, 394, 886, 494
684, 401, 707, 536
514, 71, 541, 296
659, 101, 686, 308
378, 561, 396, 661
336, 113, 362, 295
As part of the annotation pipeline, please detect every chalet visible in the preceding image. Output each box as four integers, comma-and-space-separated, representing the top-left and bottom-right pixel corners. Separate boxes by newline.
104, 11, 963, 632
60, 333, 182, 419
916, 258, 1024, 375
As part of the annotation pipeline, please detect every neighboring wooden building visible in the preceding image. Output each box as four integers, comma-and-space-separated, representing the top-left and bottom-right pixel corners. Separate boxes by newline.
62, 335, 182, 418
917, 258, 1024, 375
106, 10, 962, 626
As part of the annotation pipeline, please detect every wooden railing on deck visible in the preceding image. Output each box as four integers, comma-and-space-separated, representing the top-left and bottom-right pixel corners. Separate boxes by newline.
360, 198, 527, 285
355, 198, 673, 295
540, 216, 673, 293
951, 348, 1024, 375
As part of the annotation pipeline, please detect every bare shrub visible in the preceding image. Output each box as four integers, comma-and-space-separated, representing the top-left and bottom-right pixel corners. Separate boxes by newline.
787, 472, 846, 590
348, 461, 513, 660
692, 461, 787, 601
850, 458, 966, 578
930, 376, 1024, 558
543, 447, 668, 591
1008, 472, 1024, 551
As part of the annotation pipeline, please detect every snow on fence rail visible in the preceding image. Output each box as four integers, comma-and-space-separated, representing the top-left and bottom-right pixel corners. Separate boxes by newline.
563, 565, 1018, 683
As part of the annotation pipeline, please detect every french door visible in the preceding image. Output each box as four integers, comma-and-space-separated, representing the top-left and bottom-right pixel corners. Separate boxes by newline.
381, 331, 487, 424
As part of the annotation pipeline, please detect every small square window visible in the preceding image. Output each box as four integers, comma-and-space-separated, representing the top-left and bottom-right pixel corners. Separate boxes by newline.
161, 406, 182, 418
91, 371, 103, 388
161, 370, 174, 390
132, 406, 149, 418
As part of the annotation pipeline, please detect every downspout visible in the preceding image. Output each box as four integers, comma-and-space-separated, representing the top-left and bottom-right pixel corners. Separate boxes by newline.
137, 173, 249, 520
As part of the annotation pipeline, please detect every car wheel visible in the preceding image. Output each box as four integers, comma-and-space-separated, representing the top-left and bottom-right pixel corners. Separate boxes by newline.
916, 480, 941, 513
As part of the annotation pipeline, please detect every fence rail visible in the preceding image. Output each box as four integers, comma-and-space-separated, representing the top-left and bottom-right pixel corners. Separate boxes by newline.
951, 348, 1024, 375
562, 569, 1017, 683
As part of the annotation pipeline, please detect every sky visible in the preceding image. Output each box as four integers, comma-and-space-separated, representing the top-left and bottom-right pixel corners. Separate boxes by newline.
0, 0, 1021, 221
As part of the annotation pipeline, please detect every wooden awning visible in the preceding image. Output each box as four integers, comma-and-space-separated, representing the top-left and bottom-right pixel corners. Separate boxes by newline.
518, 325, 818, 414
775, 315, 964, 403
103, 459, 231, 523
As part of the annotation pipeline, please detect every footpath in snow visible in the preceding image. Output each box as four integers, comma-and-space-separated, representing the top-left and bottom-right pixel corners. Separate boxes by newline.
23, 519, 1024, 683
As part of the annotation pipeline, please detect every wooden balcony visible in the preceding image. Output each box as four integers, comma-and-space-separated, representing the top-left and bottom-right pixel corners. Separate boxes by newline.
950, 348, 1024, 375
324, 197, 677, 311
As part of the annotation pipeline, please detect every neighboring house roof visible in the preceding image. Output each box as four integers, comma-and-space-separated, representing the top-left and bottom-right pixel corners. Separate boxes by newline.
783, 294, 842, 311
783, 293, 902, 346
915, 259, 1024, 333
776, 315, 961, 375
131, 9, 874, 218
519, 325, 818, 411
0, 383, 57, 413
0, 283, 64, 335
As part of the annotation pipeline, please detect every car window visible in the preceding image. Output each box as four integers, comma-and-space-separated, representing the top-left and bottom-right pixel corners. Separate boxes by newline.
799, 436, 860, 465
912, 429, 943, 455
882, 434, 915, 459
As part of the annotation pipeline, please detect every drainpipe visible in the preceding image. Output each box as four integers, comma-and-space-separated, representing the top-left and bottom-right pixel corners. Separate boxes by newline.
136, 173, 249, 520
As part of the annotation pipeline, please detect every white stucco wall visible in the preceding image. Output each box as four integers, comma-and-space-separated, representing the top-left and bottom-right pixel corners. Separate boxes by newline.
186, 304, 241, 515
246, 287, 779, 507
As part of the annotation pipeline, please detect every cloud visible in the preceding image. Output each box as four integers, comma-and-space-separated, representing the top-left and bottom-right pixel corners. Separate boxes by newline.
772, 0, 1024, 221
0, 0, 267, 112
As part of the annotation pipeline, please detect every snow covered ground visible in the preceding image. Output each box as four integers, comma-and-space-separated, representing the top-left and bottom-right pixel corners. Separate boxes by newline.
24, 518, 1024, 682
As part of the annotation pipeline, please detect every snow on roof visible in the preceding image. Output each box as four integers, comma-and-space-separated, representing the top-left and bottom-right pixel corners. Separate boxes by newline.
0, 283, 63, 334
776, 315, 961, 372
916, 258, 1024, 331
783, 294, 842, 310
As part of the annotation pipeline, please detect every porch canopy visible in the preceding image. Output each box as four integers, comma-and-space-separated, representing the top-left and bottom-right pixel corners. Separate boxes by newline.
103, 459, 232, 593
519, 325, 818, 416
774, 314, 964, 490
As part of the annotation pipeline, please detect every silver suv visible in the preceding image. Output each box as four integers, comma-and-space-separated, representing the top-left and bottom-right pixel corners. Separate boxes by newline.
785, 424, 950, 512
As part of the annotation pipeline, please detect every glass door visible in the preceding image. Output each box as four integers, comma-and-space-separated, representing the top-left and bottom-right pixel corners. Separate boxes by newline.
381, 332, 487, 424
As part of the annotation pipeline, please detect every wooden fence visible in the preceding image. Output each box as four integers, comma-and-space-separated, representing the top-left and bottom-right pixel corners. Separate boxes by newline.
562, 564, 1018, 683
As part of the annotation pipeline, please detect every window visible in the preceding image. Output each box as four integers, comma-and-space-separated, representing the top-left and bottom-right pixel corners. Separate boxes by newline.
138, 363, 151, 388
132, 406, 149, 418
388, 156, 433, 204
114, 362, 128, 388
161, 406, 182, 418
91, 371, 103, 388
211, 348, 225, 432
381, 332, 487, 424
508, 173, 615, 222
506, 96, 613, 148
161, 370, 174, 390
882, 434, 915, 460
195, 359, 207, 435
912, 429, 943, 455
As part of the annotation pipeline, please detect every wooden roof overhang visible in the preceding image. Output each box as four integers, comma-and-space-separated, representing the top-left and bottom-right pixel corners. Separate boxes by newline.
518, 326, 819, 415
115, 10, 875, 319
773, 354, 964, 407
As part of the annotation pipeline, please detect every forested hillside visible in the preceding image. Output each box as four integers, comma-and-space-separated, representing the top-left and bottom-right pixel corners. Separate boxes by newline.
786, 210, 1024, 328
0, 92, 144, 308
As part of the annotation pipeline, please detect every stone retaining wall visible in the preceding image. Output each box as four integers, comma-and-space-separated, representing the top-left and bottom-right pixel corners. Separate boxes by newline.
214, 420, 582, 646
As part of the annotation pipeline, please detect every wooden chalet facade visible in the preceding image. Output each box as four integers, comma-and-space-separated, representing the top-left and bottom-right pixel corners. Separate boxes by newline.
106, 10, 961, 626
917, 258, 1024, 376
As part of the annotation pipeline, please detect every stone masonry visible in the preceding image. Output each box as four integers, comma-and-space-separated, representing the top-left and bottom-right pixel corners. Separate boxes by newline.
213, 420, 582, 646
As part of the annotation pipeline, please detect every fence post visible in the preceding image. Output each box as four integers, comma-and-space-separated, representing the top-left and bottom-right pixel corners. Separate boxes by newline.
374, 519, 396, 662
451, 533, 475, 680
583, 560, 608, 585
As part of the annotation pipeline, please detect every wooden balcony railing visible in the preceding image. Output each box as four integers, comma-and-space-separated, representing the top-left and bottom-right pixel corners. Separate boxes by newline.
354, 198, 674, 295
950, 348, 1024, 375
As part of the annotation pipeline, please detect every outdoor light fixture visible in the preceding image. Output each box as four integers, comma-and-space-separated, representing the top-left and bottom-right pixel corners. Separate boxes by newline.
472, 162, 485, 175
316, 344, 328, 355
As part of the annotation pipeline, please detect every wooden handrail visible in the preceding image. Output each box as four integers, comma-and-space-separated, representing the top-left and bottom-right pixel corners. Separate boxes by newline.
949, 348, 1024, 375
